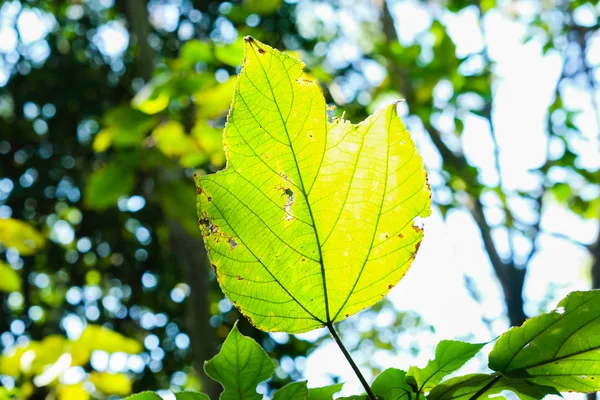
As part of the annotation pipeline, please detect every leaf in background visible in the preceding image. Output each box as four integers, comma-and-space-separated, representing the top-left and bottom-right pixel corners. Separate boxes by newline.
152, 121, 197, 157
0, 218, 45, 255
131, 74, 173, 115
307, 383, 344, 400
174, 392, 210, 400
214, 39, 245, 67
372, 368, 417, 400
57, 384, 90, 400
126, 393, 162, 400
180, 40, 214, 64
194, 77, 237, 119
204, 321, 274, 400
84, 161, 135, 210
196, 37, 431, 333
89, 372, 132, 396
273, 381, 309, 400
71, 325, 142, 365
99, 106, 157, 149
0, 261, 21, 292
407, 340, 485, 393
488, 290, 600, 393
427, 373, 559, 400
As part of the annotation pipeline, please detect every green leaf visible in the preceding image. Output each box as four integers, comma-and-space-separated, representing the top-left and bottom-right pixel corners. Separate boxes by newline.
175, 392, 210, 400
0, 262, 21, 293
180, 40, 214, 64
488, 290, 600, 393
372, 368, 417, 400
204, 321, 275, 400
407, 340, 485, 393
84, 160, 136, 210
195, 37, 431, 333
125, 393, 162, 400
427, 373, 559, 400
0, 218, 45, 255
273, 381, 309, 400
307, 383, 344, 399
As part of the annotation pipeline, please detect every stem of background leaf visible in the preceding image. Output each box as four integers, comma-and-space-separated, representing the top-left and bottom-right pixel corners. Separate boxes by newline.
326, 322, 377, 400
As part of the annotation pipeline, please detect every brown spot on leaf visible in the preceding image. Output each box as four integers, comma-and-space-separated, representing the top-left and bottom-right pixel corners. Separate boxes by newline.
301, 258, 306, 262
398, 233, 404, 239
211, 264, 217, 272
413, 225, 423, 234
207, 196, 212, 202
237, 275, 244, 281
258, 48, 265, 54
388, 284, 394, 289
244, 36, 254, 43
345, 314, 349, 318
414, 241, 422, 253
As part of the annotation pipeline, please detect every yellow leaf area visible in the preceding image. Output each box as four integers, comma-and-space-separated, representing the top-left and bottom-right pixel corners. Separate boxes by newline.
196, 37, 431, 334
0, 326, 141, 397
0, 261, 21, 293
0, 218, 45, 256
152, 119, 225, 168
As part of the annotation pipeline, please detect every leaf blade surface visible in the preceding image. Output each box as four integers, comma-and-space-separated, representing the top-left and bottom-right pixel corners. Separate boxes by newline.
196, 37, 431, 333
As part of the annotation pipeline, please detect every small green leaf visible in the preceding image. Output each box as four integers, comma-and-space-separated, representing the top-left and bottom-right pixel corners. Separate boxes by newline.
175, 392, 210, 400
125, 392, 162, 400
372, 368, 417, 400
196, 37, 431, 334
307, 383, 344, 400
273, 381, 308, 400
204, 321, 275, 400
84, 160, 136, 210
489, 290, 600, 393
407, 340, 484, 393
0, 262, 21, 293
427, 373, 559, 400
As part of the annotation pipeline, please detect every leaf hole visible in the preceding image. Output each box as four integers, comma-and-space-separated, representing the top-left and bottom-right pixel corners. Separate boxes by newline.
228, 237, 238, 250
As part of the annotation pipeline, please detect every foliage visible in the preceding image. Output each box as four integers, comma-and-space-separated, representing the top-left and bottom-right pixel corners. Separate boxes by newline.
125, 39, 599, 400
126, 290, 600, 399
0, 325, 142, 399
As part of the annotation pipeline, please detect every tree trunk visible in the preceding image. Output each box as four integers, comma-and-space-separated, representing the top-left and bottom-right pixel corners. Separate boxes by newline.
168, 220, 220, 398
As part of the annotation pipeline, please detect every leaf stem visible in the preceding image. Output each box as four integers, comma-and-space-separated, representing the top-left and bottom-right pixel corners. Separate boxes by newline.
326, 322, 376, 400
468, 374, 502, 400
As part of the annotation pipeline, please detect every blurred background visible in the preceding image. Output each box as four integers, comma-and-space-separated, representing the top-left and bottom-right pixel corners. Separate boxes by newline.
0, 0, 598, 399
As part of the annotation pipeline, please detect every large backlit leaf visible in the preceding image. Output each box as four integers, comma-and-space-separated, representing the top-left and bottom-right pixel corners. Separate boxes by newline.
427, 374, 559, 400
407, 340, 485, 393
488, 290, 600, 393
204, 321, 274, 400
195, 37, 431, 333
0, 218, 45, 255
